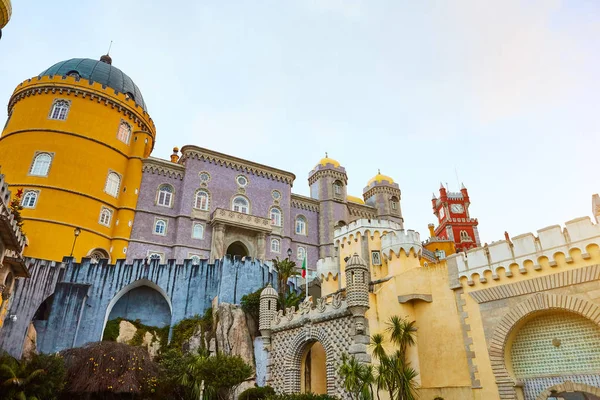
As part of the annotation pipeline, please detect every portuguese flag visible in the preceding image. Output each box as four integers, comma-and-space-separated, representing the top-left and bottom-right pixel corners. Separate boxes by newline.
301, 256, 307, 278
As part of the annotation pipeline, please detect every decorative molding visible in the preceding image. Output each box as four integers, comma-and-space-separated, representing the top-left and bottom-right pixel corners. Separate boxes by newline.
210, 208, 272, 233
535, 381, 600, 400
180, 145, 296, 184
454, 288, 482, 388
142, 157, 185, 180
363, 185, 400, 201
347, 202, 377, 219
290, 194, 319, 212
469, 264, 600, 303
308, 169, 348, 186
397, 294, 432, 303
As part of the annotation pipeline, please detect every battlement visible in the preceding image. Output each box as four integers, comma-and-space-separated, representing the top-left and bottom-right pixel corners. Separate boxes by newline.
449, 216, 600, 283
334, 219, 403, 245
381, 229, 422, 259
316, 256, 339, 280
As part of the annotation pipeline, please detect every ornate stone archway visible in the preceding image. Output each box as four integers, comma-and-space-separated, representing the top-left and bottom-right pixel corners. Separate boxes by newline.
535, 381, 600, 400
489, 293, 600, 399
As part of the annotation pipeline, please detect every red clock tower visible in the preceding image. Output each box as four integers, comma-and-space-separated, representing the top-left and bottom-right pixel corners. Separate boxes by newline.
431, 183, 480, 252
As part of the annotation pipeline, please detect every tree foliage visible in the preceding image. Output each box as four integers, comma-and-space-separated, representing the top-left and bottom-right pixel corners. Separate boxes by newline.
241, 286, 264, 322
272, 257, 299, 307
338, 353, 374, 400
0, 352, 65, 400
238, 385, 275, 400
266, 393, 339, 400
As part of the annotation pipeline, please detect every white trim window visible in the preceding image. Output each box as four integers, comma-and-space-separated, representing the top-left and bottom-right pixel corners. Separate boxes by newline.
105, 172, 121, 197
30, 153, 52, 176
148, 252, 164, 262
297, 246, 307, 261
333, 180, 343, 198
270, 208, 282, 227
157, 184, 174, 207
271, 238, 281, 253
195, 190, 209, 211
232, 196, 249, 214
154, 219, 167, 235
21, 191, 39, 208
390, 196, 399, 212
295, 216, 307, 235
117, 121, 132, 144
189, 255, 202, 265
49, 99, 70, 121
98, 207, 113, 227
192, 223, 204, 239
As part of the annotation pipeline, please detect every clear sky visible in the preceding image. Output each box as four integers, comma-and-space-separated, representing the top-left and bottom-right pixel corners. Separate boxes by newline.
1, 1, 598, 244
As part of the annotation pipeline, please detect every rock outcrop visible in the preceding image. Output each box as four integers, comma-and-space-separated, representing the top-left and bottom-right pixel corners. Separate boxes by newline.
22, 322, 37, 359
115, 320, 162, 358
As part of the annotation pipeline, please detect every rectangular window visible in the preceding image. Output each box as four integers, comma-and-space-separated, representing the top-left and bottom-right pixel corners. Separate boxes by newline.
192, 223, 204, 239
371, 250, 382, 266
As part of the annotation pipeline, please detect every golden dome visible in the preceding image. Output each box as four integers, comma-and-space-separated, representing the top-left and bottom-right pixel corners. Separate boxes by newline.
0, 0, 12, 30
347, 195, 365, 205
317, 153, 340, 168
368, 170, 394, 185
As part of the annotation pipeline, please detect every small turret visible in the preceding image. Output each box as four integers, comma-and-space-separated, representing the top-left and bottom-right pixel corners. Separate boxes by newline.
170, 147, 180, 163
345, 253, 370, 329
259, 284, 278, 338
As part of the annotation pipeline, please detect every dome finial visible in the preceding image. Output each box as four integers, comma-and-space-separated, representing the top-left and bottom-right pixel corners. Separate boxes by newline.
100, 41, 113, 65
378, 168, 380, 174
325, 152, 328, 158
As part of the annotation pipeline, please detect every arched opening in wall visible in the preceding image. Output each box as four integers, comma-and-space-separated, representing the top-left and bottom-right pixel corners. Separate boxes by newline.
102, 280, 172, 347
87, 248, 110, 264
543, 391, 600, 400
24, 294, 56, 357
300, 341, 327, 394
508, 310, 600, 400
226, 241, 248, 258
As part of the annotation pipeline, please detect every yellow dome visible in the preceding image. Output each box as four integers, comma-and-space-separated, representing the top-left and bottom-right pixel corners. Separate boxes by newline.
368, 171, 394, 185
0, 0, 12, 30
317, 153, 340, 168
347, 195, 365, 205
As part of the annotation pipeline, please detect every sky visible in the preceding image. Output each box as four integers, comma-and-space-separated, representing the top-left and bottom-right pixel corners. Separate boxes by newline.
0, 0, 598, 245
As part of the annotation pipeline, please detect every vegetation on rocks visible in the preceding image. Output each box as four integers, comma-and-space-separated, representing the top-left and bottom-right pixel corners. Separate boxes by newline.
170, 307, 213, 352
103, 317, 169, 350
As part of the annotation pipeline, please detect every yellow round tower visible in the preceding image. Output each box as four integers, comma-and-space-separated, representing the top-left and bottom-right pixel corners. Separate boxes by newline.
0, 56, 156, 262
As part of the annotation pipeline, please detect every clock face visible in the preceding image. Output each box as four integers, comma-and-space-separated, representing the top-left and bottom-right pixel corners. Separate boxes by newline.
451, 204, 464, 213
439, 207, 445, 219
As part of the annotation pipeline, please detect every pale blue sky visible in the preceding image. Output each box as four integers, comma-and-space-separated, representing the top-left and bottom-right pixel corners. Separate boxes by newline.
1, 1, 598, 244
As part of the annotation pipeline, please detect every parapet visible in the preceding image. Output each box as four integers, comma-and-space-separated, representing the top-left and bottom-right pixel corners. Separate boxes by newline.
381, 230, 422, 259
334, 219, 403, 246
449, 216, 600, 284
317, 257, 339, 280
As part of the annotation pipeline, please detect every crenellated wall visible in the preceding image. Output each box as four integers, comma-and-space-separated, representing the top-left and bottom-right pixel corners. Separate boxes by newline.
448, 216, 600, 284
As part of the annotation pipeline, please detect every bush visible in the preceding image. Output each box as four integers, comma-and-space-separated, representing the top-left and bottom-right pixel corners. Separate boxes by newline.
241, 286, 264, 322
0, 352, 66, 400
239, 386, 276, 400
267, 394, 339, 400
170, 308, 213, 351
103, 317, 169, 350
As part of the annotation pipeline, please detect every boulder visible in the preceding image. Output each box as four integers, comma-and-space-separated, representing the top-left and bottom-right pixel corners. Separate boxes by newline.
22, 323, 37, 359
116, 320, 136, 344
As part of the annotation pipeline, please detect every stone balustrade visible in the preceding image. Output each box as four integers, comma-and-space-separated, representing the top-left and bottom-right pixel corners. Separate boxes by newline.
210, 208, 272, 233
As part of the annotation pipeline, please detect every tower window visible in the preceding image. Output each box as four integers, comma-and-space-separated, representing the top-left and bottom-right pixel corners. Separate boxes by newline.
157, 184, 174, 207
49, 99, 70, 121
104, 172, 121, 197
117, 121, 132, 144
390, 196, 399, 212
154, 219, 167, 235
194, 189, 210, 211
333, 180, 343, 199
21, 190, 39, 208
297, 246, 307, 261
271, 238, 281, 253
192, 223, 204, 239
98, 207, 113, 227
29, 153, 53, 176
460, 230, 472, 242
270, 207, 282, 227
232, 196, 249, 214
295, 216, 307, 235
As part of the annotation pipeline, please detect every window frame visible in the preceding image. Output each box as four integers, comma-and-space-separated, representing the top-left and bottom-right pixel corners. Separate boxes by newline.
156, 184, 174, 208
116, 120, 132, 144
21, 190, 39, 209
333, 180, 344, 198
271, 238, 281, 253
270, 207, 282, 227
194, 189, 210, 211
232, 195, 250, 214
188, 254, 202, 265
297, 246, 307, 261
98, 206, 113, 227
29, 152, 53, 177
104, 171, 121, 198
153, 218, 168, 236
192, 222, 204, 239
147, 251, 165, 263
390, 196, 399, 212
48, 99, 71, 121
295, 215, 307, 235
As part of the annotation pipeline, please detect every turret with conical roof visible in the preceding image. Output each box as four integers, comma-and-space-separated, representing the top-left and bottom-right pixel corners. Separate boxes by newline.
363, 170, 403, 226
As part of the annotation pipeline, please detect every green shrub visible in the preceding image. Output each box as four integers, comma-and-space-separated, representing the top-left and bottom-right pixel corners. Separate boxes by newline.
267, 394, 339, 400
239, 386, 275, 400
102, 317, 169, 350
241, 286, 264, 322
170, 307, 213, 351
0, 352, 66, 400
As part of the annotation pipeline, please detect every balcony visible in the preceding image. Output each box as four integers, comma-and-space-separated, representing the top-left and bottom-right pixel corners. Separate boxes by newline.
0, 202, 26, 253
210, 208, 272, 234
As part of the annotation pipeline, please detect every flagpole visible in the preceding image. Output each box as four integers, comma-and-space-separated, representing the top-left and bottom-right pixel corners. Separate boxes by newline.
304, 256, 309, 299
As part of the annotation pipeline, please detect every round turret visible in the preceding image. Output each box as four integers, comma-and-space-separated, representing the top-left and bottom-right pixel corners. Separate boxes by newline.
259, 283, 278, 334
345, 253, 370, 314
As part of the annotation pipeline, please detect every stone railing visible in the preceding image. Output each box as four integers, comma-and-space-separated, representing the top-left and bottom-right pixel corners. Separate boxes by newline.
211, 208, 272, 233
269, 293, 349, 332
449, 216, 600, 283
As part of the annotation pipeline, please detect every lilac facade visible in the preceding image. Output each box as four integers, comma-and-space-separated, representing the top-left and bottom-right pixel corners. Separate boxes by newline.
127, 147, 403, 271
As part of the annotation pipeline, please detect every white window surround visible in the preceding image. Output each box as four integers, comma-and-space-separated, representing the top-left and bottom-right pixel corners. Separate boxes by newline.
98, 207, 113, 227
48, 99, 70, 121
157, 184, 174, 207
333, 181, 343, 196
105, 171, 121, 197
460, 230, 472, 242
232, 196, 250, 214
147, 251, 164, 262
29, 153, 53, 177
195, 189, 210, 211
270, 207, 282, 227
271, 238, 281, 253
297, 246, 307, 261
189, 254, 202, 265
117, 120, 132, 144
295, 216, 307, 235
21, 190, 39, 209
199, 172, 211, 184
154, 219, 167, 236
192, 223, 204, 239
236, 175, 248, 187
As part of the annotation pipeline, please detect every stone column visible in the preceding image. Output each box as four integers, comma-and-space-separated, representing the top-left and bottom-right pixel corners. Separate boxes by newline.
210, 223, 226, 263
257, 232, 266, 261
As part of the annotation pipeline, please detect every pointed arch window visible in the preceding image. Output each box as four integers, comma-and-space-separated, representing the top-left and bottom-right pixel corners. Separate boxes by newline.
157, 184, 174, 207
49, 99, 70, 121
195, 190, 210, 211
192, 223, 204, 239
104, 172, 121, 197
271, 238, 281, 253
295, 216, 307, 235
117, 121, 132, 144
21, 191, 39, 208
30, 153, 52, 176
270, 208, 282, 227
232, 196, 249, 214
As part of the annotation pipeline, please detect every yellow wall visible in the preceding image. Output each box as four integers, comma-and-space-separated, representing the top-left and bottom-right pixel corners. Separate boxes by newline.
0, 75, 155, 262
300, 342, 327, 394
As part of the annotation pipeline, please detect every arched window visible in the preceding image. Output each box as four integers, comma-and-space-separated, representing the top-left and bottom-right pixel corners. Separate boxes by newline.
190, 255, 202, 265
333, 180, 343, 198
295, 216, 307, 235
89, 248, 110, 264
148, 252, 164, 262
271, 238, 281, 253
192, 223, 204, 239
30, 153, 52, 176
390, 196, 399, 212
105, 172, 121, 197
297, 246, 306, 261
21, 191, 38, 208
232, 196, 249, 214
49, 99, 70, 121
117, 121, 132, 144
154, 219, 167, 235
460, 230, 471, 242
157, 184, 174, 207
195, 190, 209, 211
98, 207, 113, 227
270, 208, 282, 226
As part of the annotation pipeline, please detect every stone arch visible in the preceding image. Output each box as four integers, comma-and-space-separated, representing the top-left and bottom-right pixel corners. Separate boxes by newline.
226, 241, 249, 258
101, 279, 173, 341
535, 381, 600, 400
489, 292, 600, 399
284, 326, 338, 395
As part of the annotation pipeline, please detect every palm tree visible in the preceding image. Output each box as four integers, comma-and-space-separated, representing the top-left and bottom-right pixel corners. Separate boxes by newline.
272, 257, 299, 306
0, 355, 46, 400
339, 353, 375, 400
